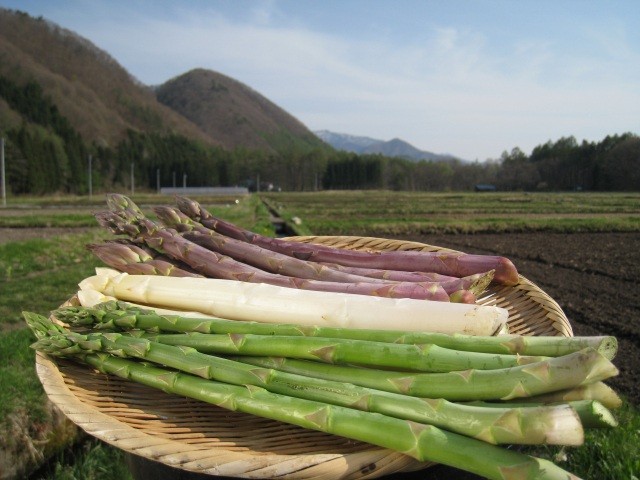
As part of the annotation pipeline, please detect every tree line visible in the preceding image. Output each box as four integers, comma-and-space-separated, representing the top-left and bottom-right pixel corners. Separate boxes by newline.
1, 75, 638, 195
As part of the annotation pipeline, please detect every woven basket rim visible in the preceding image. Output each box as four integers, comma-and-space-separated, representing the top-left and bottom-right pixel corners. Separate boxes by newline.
36, 236, 572, 479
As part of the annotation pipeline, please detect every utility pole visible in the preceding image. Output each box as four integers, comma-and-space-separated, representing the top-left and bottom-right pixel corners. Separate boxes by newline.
88, 154, 92, 199
130, 162, 135, 196
172, 171, 176, 188
1, 138, 6, 207
156, 168, 160, 193
183, 173, 187, 188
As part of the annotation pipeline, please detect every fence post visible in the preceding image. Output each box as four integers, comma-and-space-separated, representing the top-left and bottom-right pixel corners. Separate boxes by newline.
1, 138, 6, 207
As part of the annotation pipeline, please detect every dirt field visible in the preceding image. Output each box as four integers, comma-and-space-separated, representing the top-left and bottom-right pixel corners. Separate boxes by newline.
403, 232, 640, 406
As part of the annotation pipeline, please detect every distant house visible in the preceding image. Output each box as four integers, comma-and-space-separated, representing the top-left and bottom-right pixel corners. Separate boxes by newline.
474, 184, 497, 192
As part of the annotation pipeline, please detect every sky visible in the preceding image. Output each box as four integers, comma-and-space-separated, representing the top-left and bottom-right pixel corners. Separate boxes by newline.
2, 0, 639, 160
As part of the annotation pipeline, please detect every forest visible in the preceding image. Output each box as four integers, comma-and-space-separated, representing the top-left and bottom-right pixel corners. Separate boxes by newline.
1, 75, 638, 195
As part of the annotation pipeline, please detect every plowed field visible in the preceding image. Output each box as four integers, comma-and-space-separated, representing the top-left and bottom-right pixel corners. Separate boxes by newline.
405, 232, 639, 406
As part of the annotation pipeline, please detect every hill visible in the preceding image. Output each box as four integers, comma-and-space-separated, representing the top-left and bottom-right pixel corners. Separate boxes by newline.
156, 69, 324, 152
0, 8, 323, 153
0, 9, 215, 148
314, 130, 459, 162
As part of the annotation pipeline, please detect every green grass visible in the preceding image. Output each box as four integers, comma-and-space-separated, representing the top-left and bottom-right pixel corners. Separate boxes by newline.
0, 230, 112, 426
262, 191, 640, 235
0, 328, 50, 423
0, 232, 110, 325
30, 439, 133, 480
0, 214, 99, 228
522, 401, 640, 479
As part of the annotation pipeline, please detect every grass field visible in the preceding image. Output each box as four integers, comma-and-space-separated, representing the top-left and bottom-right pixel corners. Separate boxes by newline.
1, 190, 638, 479
262, 191, 640, 236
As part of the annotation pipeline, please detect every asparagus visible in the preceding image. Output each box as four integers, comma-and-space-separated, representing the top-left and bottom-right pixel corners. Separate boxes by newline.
182, 230, 479, 302
175, 195, 520, 285
56, 301, 519, 378
130, 331, 544, 372
79, 269, 509, 335
46, 351, 581, 479
509, 382, 623, 410
461, 400, 617, 429
154, 205, 491, 298
95, 206, 454, 302
27, 315, 583, 446
153, 205, 393, 284
232, 349, 618, 401
320, 262, 471, 283
55, 302, 616, 359
87, 241, 203, 277
164, 201, 496, 294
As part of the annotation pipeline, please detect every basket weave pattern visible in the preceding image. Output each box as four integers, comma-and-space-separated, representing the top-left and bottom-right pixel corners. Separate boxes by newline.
36, 236, 572, 478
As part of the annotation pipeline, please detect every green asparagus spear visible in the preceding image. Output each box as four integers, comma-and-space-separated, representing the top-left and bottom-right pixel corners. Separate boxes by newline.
55, 302, 616, 359
27, 314, 584, 446
134, 330, 544, 372
232, 350, 618, 401
459, 400, 617, 429
82, 353, 580, 479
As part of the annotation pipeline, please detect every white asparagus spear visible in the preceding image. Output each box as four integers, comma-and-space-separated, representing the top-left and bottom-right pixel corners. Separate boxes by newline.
79, 268, 509, 335
77, 287, 219, 319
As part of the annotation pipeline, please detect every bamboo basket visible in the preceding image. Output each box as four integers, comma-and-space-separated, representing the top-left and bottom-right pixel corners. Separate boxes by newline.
35, 236, 573, 479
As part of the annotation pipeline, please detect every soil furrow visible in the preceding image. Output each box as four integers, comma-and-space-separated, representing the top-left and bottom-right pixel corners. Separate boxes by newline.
400, 232, 640, 406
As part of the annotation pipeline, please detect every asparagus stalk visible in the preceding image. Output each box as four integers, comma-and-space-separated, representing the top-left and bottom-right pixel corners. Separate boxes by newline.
154, 205, 491, 298
181, 224, 484, 300
55, 302, 615, 360
75, 287, 229, 321
232, 349, 618, 401
95, 207, 454, 302
461, 400, 617, 429
87, 241, 203, 277
320, 262, 469, 283
129, 331, 544, 372
158, 202, 492, 291
56, 304, 544, 372
182, 228, 480, 301
175, 195, 520, 285
27, 315, 583, 446
78, 269, 509, 335
153, 205, 393, 284
52, 351, 581, 479
510, 382, 623, 410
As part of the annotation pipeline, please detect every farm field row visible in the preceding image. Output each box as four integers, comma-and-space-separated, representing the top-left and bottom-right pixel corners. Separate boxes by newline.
262, 191, 640, 235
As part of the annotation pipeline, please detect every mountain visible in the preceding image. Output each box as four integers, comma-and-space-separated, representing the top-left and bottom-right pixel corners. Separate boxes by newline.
0, 9, 215, 148
0, 8, 323, 153
313, 130, 381, 152
155, 69, 324, 152
315, 130, 459, 162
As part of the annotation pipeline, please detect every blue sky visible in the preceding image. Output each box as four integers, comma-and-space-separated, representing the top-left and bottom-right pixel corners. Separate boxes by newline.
2, 0, 639, 160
